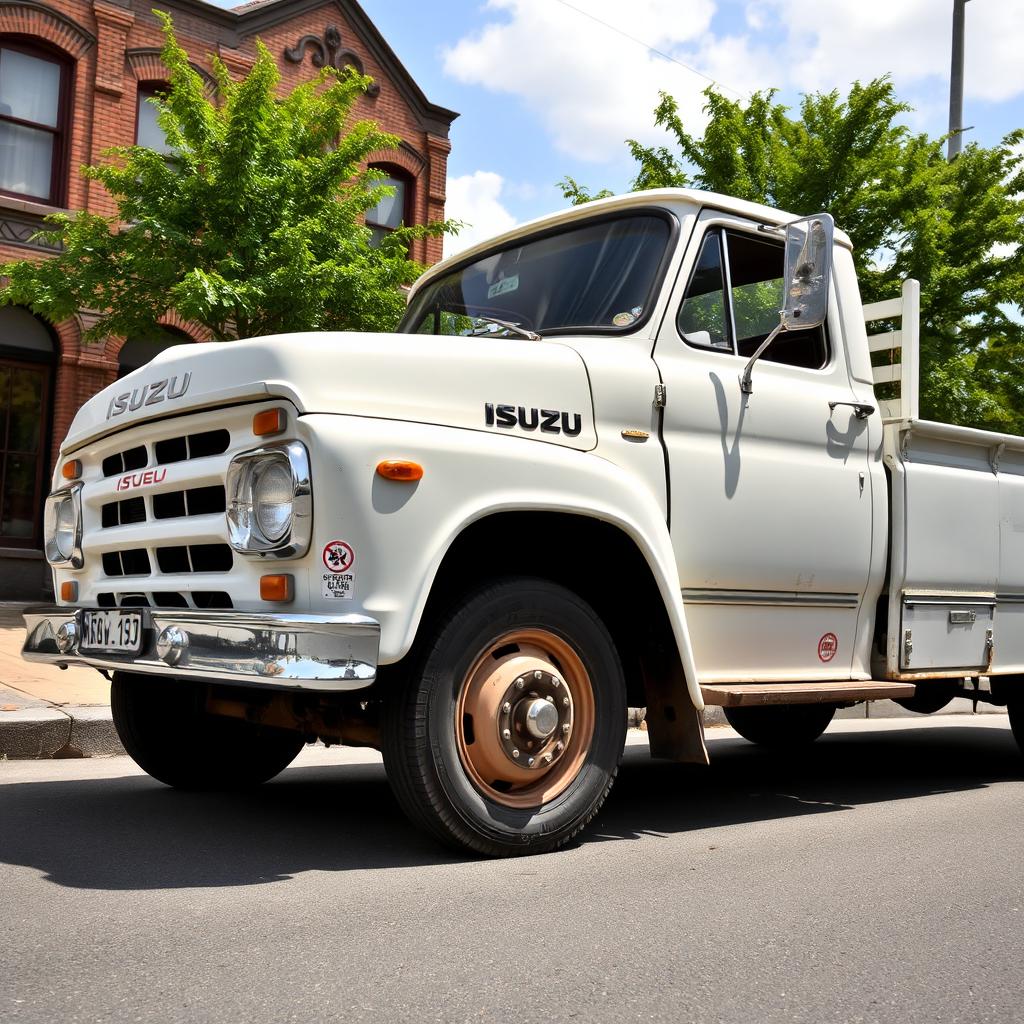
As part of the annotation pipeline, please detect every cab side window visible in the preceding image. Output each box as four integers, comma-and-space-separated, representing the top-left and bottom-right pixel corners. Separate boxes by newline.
678, 228, 829, 370
677, 232, 730, 351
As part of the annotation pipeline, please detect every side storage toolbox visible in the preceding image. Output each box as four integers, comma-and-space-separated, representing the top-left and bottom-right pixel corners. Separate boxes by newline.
900, 596, 994, 672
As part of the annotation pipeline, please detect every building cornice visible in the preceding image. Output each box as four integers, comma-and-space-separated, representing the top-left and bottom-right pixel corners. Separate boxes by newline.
144, 0, 458, 136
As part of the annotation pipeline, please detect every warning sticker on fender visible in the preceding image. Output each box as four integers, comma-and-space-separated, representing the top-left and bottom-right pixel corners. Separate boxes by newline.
321, 540, 355, 599
322, 572, 354, 600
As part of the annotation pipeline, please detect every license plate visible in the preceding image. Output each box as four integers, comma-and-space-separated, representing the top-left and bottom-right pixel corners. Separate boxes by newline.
79, 610, 143, 654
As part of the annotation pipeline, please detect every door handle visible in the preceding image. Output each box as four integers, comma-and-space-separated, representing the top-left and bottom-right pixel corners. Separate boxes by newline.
829, 401, 875, 420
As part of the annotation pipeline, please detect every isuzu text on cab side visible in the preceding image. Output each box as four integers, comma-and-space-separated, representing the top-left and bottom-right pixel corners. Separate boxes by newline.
24, 189, 1024, 856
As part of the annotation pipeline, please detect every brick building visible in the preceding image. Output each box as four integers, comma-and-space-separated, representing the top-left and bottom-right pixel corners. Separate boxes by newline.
0, 0, 457, 598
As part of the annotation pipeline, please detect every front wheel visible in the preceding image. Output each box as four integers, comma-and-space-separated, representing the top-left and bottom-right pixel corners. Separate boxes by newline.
724, 702, 836, 747
383, 578, 627, 857
111, 673, 305, 789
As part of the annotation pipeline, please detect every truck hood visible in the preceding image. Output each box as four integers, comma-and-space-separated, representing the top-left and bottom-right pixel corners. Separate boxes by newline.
62, 332, 597, 453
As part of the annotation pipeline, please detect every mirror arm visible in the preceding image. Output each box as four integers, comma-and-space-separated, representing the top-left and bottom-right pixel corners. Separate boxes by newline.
740, 319, 787, 395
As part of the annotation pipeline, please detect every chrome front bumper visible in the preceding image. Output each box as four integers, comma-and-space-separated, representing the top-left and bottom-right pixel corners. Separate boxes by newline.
22, 606, 380, 691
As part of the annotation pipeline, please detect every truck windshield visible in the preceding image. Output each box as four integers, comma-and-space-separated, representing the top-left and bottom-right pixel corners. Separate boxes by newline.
399, 213, 673, 338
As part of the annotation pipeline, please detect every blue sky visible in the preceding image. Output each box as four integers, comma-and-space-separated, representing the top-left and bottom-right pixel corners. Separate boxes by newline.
222, 1, 1024, 253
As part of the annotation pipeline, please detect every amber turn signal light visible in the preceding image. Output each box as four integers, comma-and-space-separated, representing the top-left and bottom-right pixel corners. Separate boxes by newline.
260, 574, 294, 602
376, 459, 423, 482
253, 408, 287, 437
60, 581, 78, 602
61, 460, 82, 481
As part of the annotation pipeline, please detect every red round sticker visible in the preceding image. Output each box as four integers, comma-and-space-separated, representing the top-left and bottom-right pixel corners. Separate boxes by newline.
818, 632, 838, 663
322, 540, 354, 573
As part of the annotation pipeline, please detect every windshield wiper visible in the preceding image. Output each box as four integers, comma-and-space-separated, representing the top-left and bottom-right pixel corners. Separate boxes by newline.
469, 315, 543, 341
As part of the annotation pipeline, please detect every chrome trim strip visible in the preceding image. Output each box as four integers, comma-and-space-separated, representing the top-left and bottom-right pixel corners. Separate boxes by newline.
22, 606, 379, 692
681, 588, 860, 608
996, 594, 1024, 605
902, 596, 997, 607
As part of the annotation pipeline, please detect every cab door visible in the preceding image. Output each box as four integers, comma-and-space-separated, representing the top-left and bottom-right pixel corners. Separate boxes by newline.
653, 210, 875, 682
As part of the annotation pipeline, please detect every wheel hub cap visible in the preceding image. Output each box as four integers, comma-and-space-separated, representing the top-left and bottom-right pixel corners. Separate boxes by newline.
454, 631, 596, 809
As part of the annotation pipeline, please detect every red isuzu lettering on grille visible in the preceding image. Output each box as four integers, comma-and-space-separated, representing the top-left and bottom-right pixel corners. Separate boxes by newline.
116, 468, 168, 491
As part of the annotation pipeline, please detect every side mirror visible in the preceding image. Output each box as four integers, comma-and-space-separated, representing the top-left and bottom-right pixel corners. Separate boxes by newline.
781, 213, 834, 330
740, 212, 835, 394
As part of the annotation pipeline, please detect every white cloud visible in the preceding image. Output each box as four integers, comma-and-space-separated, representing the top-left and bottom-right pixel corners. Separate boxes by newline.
442, 0, 720, 162
443, 0, 1024, 165
760, 0, 1024, 102
444, 170, 519, 256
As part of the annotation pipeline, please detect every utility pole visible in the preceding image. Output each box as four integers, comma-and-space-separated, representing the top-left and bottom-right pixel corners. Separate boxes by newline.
947, 0, 970, 159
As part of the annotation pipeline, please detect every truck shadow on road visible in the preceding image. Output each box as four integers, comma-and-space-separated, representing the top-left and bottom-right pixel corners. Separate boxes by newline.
0, 723, 1019, 889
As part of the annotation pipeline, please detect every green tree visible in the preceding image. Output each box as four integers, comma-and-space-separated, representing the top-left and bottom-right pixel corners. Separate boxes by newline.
559, 80, 1024, 433
1, 12, 452, 341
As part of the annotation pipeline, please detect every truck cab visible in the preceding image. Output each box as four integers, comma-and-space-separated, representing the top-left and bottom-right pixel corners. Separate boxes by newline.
23, 188, 1024, 856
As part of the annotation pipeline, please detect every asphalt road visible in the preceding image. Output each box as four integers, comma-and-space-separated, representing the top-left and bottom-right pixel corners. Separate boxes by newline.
2, 717, 1022, 1024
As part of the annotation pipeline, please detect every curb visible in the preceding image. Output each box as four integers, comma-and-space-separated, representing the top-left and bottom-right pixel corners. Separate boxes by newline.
0, 703, 123, 760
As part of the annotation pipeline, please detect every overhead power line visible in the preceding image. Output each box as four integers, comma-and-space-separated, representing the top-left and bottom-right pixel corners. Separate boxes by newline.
551, 0, 748, 100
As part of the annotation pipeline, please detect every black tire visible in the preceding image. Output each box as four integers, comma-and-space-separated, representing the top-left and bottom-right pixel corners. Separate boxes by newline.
895, 680, 960, 715
1008, 699, 1024, 756
723, 702, 836, 747
382, 577, 627, 857
111, 672, 305, 789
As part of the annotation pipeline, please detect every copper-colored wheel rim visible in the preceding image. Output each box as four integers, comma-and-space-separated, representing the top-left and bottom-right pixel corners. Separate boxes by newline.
454, 628, 597, 809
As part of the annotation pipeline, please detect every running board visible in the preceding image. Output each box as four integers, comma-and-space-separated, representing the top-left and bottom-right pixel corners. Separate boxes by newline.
700, 680, 916, 707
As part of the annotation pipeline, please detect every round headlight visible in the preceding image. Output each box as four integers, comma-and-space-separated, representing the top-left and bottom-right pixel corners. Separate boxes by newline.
253, 460, 294, 542
53, 495, 77, 560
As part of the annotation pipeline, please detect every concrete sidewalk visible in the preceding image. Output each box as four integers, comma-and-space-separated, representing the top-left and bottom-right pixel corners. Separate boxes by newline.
0, 600, 1006, 759
0, 603, 121, 759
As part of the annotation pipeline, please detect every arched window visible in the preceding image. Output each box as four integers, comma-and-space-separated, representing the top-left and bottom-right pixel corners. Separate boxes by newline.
0, 40, 71, 205
366, 166, 413, 245
118, 326, 190, 378
135, 82, 174, 156
0, 307, 56, 547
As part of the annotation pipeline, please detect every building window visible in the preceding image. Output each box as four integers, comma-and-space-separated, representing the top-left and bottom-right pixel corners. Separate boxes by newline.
365, 167, 412, 245
0, 42, 69, 205
0, 307, 55, 548
135, 84, 175, 156
118, 326, 190, 379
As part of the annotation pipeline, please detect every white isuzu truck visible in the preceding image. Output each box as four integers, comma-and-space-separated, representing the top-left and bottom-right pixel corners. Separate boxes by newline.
23, 188, 1024, 856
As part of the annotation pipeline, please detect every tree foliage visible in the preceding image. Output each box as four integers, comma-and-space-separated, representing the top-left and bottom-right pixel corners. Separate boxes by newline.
560, 79, 1024, 433
1, 12, 452, 341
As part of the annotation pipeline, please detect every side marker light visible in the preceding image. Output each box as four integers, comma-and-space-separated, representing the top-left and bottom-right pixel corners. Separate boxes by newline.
376, 460, 423, 482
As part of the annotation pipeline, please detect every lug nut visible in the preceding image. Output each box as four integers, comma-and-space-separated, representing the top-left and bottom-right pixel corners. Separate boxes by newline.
552, 677, 560, 688
543, 753, 553, 764
503, 701, 511, 713
502, 728, 511, 740
515, 678, 524, 690
562, 723, 571, 734
527, 757, 535, 767
512, 749, 520, 759
556, 741, 564, 752
533, 670, 542, 680
562, 697, 570, 706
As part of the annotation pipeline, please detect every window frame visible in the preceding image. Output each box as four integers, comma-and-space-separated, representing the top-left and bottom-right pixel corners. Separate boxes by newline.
0, 37, 73, 207
676, 224, 832, 373
133, 80, 175, 156
365, 163, 414, 242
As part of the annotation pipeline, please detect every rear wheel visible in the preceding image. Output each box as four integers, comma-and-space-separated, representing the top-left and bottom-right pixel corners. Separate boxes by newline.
383, 578, 627, 857
111, 672, 305, 789
723, 703, 836, 747
1008, 699, 1024, 756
